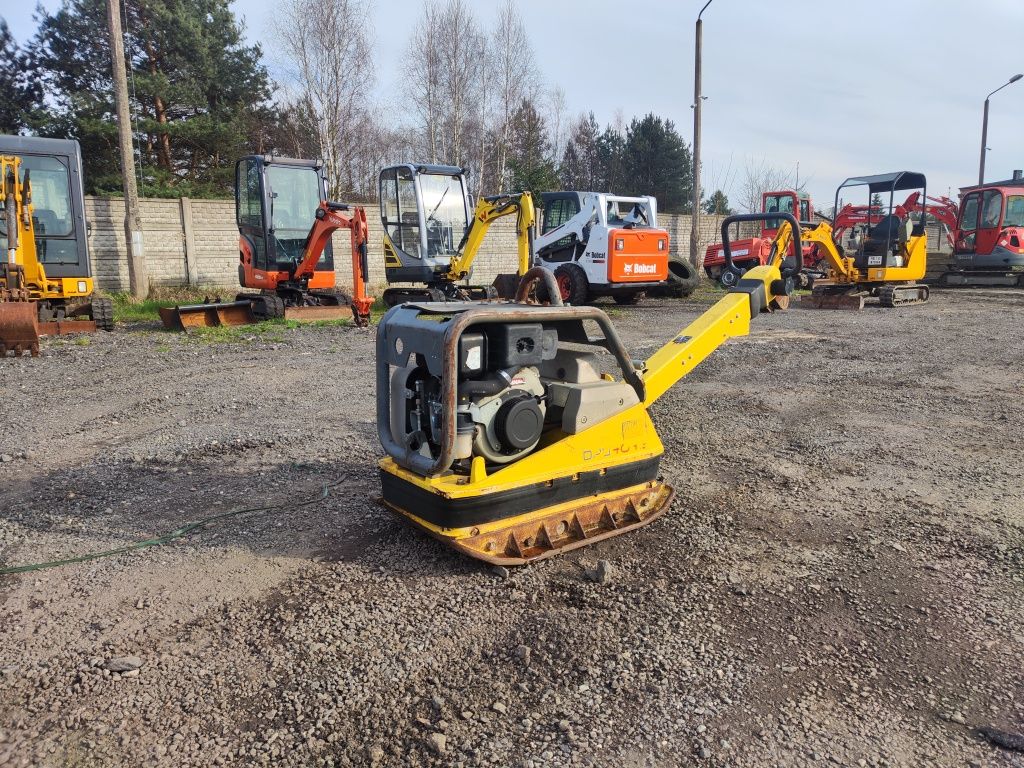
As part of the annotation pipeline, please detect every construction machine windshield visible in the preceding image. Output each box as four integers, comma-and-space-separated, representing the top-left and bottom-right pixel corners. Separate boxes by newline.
266, 164, 325, 265
420, 172, 469, 257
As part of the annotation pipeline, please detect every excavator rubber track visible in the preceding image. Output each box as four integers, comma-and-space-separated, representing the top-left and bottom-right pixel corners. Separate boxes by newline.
931, 270, 1024, 288
0, 302, 40, 357
878, 283, 929, 307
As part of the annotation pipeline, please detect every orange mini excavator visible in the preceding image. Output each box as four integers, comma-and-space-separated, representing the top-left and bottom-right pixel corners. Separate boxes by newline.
161, 155, 374, 329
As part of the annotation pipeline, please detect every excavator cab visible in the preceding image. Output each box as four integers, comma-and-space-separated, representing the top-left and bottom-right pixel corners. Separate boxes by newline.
236, 155, 336, 297
378, 164, 472, 287
833, 172, 927, 272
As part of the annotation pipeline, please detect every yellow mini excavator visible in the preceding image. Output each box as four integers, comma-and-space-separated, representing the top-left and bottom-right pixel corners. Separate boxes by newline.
375, 212, 803, 565
0, 154, 112, 357
378, 164, 535, 306
765, 171, 931, 310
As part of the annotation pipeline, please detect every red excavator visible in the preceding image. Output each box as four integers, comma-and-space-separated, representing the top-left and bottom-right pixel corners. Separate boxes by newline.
703, 189, 819, 285
161, 155, 373, 329
934, 175, 1024, 287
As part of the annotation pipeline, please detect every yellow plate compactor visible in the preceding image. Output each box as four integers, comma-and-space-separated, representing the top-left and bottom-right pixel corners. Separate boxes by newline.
376, 213, 803, 565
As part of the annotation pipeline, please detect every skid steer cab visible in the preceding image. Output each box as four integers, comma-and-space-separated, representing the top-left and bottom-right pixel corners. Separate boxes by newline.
534, 192, 671, 305
376, 215, 803, 566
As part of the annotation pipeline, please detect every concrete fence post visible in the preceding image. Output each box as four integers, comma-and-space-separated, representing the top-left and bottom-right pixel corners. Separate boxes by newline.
180, 196, 199, 286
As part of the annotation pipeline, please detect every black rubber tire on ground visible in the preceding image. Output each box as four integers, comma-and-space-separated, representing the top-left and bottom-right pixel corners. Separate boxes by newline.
554, 263, 589, 306
91, 297, 114, 331
613, 292, 641, 305
666, 256, 699, 298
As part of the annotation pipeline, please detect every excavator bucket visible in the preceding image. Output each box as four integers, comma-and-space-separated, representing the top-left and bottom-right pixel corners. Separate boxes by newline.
799, 290, 866, 311
159, 301, 257, 331
0, 302, 40, 357
282, 305, 353, 322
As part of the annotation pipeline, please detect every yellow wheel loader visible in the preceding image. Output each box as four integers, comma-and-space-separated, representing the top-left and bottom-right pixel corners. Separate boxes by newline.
375, 212, 804, 565
0, 154, 112, 357
378, 164, 536, 306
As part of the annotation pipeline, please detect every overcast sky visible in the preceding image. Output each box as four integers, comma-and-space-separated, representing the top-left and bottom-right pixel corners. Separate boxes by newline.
6, 0, 1024, 207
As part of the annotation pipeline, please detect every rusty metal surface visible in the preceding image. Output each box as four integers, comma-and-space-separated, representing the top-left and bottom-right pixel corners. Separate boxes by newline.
514, 266, 563, 306
384, 481, 674, 566
38, 320, 97, 336
798, 290, 866, 311
0, 302, 40, 357
159, 302, 257, 331
283, 305, 353, 322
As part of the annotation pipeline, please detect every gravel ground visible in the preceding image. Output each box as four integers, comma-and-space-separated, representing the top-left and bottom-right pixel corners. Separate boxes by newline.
0, 288, 1022, 768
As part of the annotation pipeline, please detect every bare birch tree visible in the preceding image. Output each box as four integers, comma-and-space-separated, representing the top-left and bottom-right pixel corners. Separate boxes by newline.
436, 0, 483, 169
491, 0, 536, 191
546, 85, 568, 164
278, 0, 375, 199
404, 1, 443, 161
738, 157, 792, 213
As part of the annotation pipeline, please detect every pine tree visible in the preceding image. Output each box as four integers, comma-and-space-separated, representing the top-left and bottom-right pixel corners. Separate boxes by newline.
621, 113, 692, 212
595, 126, 625, 193
0, 19, 44, 133
32, 0, 275, 196
506, 99, 557, 193
703, 189, 732, 215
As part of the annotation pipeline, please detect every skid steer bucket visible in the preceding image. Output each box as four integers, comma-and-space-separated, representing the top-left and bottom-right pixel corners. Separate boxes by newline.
159, 301, 258, 331
0, 302, 41, 357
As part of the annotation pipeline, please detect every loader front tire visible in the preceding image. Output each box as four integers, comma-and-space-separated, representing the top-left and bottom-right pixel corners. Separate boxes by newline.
554, 263, 589, 306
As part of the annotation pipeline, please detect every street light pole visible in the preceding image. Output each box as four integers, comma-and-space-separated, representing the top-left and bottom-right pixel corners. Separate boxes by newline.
979, 73, 1022, 185
689, 0, 713, 270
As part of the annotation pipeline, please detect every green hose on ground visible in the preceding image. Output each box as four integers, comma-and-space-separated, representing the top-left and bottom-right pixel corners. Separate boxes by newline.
0, 479, 343, 576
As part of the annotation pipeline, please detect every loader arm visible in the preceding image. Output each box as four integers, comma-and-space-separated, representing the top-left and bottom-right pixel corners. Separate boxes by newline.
533, 202, 597, 254
294, 200, 375, 324
642, 213, 803, 406
446, 192, 536, 282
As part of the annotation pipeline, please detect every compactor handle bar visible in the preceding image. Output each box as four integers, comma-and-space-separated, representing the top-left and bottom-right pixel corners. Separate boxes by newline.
720, 212, 804, 278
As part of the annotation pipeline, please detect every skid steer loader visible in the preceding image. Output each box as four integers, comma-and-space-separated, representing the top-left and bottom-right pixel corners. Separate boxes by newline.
160, 155, 373, 329
1, 154, 113, 357
375, 212, 804, 565
533, 191, 679, 305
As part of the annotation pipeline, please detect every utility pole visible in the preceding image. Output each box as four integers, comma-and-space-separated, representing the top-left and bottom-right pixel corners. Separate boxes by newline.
979, 74, 1022, 185
106, 0, 147, 299
689, 0, 713, 270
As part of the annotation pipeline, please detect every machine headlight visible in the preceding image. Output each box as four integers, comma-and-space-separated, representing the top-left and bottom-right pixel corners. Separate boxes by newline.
615, 239, 624, 251
658, 239, 666, 251
78, 281, 88, 293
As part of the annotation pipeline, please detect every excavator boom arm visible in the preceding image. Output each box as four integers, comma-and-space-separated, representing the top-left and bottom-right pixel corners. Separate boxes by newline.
446, 192, 536, 282
294, 200, 374, 324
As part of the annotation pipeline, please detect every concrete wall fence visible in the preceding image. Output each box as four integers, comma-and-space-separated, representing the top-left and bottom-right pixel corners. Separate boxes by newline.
85, 195, 742, 293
